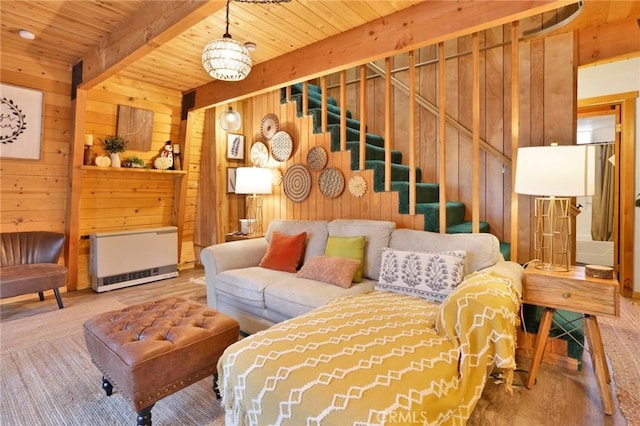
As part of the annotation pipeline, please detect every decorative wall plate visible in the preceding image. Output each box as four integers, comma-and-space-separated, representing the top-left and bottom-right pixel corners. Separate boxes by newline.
283, 164, 312, 202
271, 131, 293, 162
319, 168, 345, 198
260, 113, 279, 140
250, 141, 269, 167
307, 146, 327, 171
271, 168, 283, 186
348, 175, 367, 198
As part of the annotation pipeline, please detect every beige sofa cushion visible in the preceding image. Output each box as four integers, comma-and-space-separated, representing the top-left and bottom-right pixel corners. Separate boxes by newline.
266, 220, 329, 264
264, 277, 376, 319
389, 229, 500, 275
327, 219, 396, 280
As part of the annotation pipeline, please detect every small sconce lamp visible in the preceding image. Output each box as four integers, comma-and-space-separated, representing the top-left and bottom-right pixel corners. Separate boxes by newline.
220, 106, 241, 132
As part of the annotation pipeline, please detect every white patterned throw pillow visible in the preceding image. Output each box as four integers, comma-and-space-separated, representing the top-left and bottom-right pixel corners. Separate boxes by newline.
376, 248, 466, 302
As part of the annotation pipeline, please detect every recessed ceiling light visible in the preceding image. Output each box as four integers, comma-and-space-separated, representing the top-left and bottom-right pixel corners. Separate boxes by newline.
244, 42, 257, 52
19, 29, 35, 40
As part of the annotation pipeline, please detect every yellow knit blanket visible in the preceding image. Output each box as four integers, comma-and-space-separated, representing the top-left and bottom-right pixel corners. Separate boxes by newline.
219, 271, 521, 425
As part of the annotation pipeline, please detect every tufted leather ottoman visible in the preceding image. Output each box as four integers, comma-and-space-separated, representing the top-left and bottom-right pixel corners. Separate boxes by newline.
83, 297, 239, 426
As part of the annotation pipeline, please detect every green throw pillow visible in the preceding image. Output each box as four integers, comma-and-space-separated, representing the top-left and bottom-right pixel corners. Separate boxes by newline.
324, 235, 366, 282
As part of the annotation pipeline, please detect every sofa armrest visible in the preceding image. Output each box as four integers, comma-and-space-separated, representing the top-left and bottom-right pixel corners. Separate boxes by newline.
437, 268, 522, 371
200, 238, 269, 308
478, 260, 524, 294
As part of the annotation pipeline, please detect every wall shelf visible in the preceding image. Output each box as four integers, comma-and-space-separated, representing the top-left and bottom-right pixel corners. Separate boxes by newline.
80, 165, 187, 175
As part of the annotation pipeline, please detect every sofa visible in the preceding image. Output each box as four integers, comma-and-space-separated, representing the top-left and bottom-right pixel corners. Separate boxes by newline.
201, 219, 522, 335
204, 219, 524, 425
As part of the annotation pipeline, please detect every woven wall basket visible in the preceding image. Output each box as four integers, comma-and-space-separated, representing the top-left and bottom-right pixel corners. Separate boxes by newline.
283, 164, 312, 202
307, 146, 327, 171
319, 167, 345, 198
271, 131, 293, 162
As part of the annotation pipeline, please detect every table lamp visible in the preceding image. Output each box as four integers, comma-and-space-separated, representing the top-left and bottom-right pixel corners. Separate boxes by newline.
515, 144, 595, 271
235, 167, 272, 235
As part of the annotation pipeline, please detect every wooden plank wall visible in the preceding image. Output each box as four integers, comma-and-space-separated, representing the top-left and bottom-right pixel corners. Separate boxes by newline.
0, 52, 71, 251
323, 26, 573, 261
73, 76, 193, 289
225, 26, 575, 263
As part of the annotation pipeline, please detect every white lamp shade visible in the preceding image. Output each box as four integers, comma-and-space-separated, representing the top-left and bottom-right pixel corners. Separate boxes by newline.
202, 36, 252, 81
235, 167, 272, 195
515, 145, 596, 196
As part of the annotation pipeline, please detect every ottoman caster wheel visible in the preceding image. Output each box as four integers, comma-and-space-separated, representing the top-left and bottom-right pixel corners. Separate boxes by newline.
102, 377, 113, 397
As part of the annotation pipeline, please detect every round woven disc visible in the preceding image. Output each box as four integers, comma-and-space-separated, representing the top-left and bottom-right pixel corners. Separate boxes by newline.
271, 131, 293, 162
261, 114, 279, 140
271, 168, 283, 186
319, 167, 345, 198
348, 175, 367, 198
283, 164, 312, 202
307, 146, 328, 171
250, 141, 268, 167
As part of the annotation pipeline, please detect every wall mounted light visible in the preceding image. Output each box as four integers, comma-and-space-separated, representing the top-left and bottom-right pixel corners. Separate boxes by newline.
220, 106, 241, 131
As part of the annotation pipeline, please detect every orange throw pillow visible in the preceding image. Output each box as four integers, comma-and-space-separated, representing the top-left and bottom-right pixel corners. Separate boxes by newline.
259, 231, 307, 273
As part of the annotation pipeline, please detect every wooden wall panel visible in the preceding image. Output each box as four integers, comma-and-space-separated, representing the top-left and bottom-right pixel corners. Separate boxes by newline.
230, 24, 576, 264
71, 76, 189, 289
0, 53, 71, 254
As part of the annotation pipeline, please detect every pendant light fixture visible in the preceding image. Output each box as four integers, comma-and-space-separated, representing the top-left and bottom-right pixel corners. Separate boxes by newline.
202, 0, 252, 81
202, 0, 291, 82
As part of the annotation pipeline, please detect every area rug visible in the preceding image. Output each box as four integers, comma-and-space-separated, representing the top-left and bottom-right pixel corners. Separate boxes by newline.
599, 297, 640, 426
0, 298, 225, 425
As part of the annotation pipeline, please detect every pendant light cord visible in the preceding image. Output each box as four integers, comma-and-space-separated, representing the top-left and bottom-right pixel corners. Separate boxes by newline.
224, 0, 231, 36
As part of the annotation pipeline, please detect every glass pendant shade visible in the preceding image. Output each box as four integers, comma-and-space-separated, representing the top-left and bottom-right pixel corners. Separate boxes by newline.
202, 34, 252, 81
220, 107, 241, 131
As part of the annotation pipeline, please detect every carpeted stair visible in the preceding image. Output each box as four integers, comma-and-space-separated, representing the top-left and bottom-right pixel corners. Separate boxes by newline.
282, 82, 511, 260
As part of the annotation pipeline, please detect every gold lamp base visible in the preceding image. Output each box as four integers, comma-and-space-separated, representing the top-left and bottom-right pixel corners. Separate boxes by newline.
533, 196, 571, 272
245, 194, 263, 236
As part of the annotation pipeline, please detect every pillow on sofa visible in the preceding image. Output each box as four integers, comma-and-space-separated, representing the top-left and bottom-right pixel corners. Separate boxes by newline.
296, 256, 361, 288
375, 248, 466, 302
259, 231, 307, 273
324, 235, 365, 282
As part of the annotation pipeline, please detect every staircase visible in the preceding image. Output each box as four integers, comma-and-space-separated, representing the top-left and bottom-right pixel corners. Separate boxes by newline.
283, 82, 511, 260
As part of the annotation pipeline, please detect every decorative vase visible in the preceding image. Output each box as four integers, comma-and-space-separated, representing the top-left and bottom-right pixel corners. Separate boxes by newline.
109, 153, 121, 168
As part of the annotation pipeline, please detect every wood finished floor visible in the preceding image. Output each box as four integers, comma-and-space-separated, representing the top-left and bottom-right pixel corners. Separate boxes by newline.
0, 267, 627, 425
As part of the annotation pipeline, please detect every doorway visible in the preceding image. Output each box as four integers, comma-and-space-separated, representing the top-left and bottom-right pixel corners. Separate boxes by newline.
576, 109, 617, 267
578, 92, 636, 297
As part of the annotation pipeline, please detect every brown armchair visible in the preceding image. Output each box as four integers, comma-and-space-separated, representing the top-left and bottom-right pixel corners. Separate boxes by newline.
0, 231, 67, 309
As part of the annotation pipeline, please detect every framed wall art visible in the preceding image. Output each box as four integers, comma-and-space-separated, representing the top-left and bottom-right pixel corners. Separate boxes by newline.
117, 105, 154, 151
227, 167, 237, 193
0, 83, 44, 160
227, 133, 244, 160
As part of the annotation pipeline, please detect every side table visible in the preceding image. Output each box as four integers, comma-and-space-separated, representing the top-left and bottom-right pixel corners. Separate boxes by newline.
224, 233, 264, 242
522, 265, 619, 415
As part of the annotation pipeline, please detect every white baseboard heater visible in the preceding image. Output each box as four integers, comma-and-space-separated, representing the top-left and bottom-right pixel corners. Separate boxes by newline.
90, 226, 179, 293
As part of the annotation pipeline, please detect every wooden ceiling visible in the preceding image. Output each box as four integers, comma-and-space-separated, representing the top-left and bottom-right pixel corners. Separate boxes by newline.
1, 0, 638, 95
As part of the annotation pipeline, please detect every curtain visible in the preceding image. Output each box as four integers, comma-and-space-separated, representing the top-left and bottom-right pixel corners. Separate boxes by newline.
591, 143, 614, 241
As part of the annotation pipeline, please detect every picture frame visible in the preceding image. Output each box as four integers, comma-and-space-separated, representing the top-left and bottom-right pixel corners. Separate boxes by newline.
0, 83, 44, 160
227, 167, 237, 193
227, 133, 244, 160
